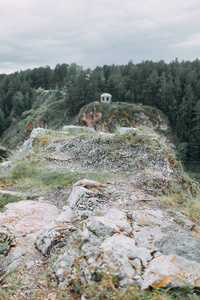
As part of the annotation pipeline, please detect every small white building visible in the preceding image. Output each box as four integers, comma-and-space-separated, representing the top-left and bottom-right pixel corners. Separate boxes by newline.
100, 93, 112, 103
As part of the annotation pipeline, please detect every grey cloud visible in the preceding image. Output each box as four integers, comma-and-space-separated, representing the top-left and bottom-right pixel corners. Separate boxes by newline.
0, 0, 200, 73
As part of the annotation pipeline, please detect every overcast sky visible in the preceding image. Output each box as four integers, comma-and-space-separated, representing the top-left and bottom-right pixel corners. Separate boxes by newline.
1, 0, 200, 73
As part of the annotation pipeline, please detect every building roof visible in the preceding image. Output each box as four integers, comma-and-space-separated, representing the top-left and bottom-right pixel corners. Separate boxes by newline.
101, 93, 112, 97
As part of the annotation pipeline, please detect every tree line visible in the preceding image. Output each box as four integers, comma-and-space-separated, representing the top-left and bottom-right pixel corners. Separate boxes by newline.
0, 59, 200, 162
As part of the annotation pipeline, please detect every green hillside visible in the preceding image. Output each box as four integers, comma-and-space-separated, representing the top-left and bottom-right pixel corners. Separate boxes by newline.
1, 89, 74, 149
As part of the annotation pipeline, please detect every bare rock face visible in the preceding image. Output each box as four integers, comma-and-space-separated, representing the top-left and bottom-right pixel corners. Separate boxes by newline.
34, 180, 200, 290
35, 206, 77, 255
68, 179, 110, 213
86, 209, 132, 237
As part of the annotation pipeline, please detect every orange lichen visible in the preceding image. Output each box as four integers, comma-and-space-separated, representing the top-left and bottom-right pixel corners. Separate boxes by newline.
25, 122, 33, 132
25, 116, 44, 132
0, 179, 9, 188
171, 256, 177, 263
152, 276, 175, 288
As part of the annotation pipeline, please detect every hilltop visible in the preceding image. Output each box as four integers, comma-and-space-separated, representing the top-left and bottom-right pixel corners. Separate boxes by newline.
0, 93, 171, 150
0, 59, 200, 165
76, 101, 170, 136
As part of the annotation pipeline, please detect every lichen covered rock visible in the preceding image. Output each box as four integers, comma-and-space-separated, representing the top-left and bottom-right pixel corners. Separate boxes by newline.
39, 181, 200, 290
142, 255, 200, 289
20, 127, 47, 152
76, 101, 171, 135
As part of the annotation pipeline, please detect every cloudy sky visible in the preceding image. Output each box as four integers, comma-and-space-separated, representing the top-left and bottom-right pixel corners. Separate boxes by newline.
0, 0, 200, 73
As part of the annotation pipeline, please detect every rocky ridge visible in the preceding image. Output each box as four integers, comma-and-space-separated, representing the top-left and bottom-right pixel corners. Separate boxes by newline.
0, 120, 200, 298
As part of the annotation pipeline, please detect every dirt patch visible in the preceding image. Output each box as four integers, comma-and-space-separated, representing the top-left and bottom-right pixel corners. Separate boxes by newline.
33, 188, 72, 210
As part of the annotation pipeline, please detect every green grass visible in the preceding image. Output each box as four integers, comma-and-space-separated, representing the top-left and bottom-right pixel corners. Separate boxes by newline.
0, 194, 24, 211
0, 271, 22, 299
161, 193, 200, 229
0, 160, 114, 197
50, 276, 200, 300
1, 269, 200, 300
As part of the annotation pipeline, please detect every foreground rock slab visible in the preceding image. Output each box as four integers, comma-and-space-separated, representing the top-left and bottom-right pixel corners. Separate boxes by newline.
35, 180, 200, 290
0, 200, 59, 280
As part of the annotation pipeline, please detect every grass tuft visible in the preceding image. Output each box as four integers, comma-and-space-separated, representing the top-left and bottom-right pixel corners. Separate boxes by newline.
0, 194, 24, 211
0, 160, 114, 200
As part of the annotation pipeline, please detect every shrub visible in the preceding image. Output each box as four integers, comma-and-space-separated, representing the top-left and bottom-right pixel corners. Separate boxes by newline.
0, 194, 23, 211
10, 161, 38, 179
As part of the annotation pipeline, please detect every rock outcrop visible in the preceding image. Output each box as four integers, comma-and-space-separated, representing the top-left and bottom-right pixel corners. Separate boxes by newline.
0, 116, 200, 298
20, 127, 47, 152
76, 101, 170, 136
35, 179, 200, 290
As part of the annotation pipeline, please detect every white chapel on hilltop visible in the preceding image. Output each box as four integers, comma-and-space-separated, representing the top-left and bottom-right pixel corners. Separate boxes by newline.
100, 93, 112, 103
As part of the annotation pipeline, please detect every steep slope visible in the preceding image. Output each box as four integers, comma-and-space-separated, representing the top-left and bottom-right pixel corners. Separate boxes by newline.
0, 121, 200, 298
1, 89, 74, 149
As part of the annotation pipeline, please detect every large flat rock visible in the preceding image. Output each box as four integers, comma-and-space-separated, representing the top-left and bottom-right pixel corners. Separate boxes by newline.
0, 200, 59, 280
1, 200, 59, 235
